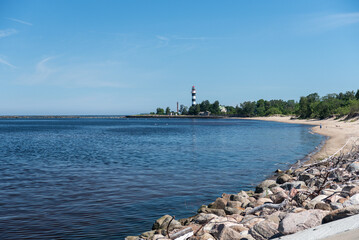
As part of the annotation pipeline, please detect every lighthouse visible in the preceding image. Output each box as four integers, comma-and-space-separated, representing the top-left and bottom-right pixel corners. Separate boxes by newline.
191, 86, 196, 106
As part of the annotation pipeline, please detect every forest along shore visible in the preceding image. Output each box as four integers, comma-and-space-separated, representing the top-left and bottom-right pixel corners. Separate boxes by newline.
126, 117, 359, 240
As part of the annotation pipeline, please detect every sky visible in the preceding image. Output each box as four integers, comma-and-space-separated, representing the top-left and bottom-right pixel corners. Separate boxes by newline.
0, 0, 359, 115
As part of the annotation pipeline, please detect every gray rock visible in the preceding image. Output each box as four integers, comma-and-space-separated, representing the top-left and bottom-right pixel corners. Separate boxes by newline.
200, 208, 226, 217
270, 191, 288, 204
346, 162, 359, 172
140, 230, 156, 238
305, 195, 328, 209
212, 224, 243, 240
209, 198, 227, 209
278, 209, 327, 235
192, 213, 218, 224
227, 201, 243, 208
330, 202, 343, 210
323, 205, 359, 223
152, 215, 182, 231
152, 234, 169, 240
199, 233, 215, 240
281, 181, 306, 191
249, 219, 280, 240
342, 185, 359, 197
125, 236, 139, 240
343, 193, 359, 207
231, 191, 249, 201
224, 206, 242, 215
298, 173, 314, 183
315, 202, 331, 211
276, 174, 292, 184
255, 180, 277, 193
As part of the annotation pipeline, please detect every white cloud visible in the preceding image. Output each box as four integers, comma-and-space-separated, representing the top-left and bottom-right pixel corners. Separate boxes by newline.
174, 37, 208, 40
0, 57, 16, 68
156, 35, 169, 41
7, 17, 33, 26
0, 29, 17, 38
18, 57, 153, 89
320, 12, 359, 29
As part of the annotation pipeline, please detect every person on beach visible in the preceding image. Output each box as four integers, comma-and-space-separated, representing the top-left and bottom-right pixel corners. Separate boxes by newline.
320, 123, 322, 129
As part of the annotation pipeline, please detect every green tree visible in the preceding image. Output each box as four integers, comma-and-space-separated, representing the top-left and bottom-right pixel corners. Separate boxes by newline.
211, 100, 220, 115
256, 99, 266, 116
165, 107, 171, 115
265, 107, 282, 116
240, 101, 256, 117
355, 90, 359, 100
188, 104, 200, 115
156, 108, 164, 115
179, 105, 188, 115
200, 100, 211, 112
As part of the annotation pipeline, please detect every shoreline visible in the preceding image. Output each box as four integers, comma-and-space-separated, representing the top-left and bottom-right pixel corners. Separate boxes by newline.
241, 116, 359, 164
126, 116, 359, 240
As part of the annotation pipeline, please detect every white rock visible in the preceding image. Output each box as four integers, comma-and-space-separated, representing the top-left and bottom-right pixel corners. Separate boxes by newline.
343, 193, 359, 207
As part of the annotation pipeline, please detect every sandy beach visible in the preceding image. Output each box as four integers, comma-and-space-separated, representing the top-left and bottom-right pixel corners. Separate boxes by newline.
245, 116, 359, 163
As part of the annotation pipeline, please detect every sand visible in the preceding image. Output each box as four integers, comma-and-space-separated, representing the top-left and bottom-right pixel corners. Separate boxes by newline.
242, 116, 359, 163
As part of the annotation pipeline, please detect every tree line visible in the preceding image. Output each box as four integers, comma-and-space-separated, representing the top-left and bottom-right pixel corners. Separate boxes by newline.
153, 89, 359, 119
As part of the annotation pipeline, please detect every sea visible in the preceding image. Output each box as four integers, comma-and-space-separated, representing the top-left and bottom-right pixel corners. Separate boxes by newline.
0, 118, 324, 239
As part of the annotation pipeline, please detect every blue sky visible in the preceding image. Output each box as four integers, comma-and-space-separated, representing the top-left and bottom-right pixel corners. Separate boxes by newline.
0, 0, 359, 115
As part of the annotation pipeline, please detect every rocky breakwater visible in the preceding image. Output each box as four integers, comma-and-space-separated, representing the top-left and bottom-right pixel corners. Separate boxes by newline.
126, 146, 359, 240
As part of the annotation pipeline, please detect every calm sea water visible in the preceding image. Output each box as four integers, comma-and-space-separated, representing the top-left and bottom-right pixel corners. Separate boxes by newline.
0, 118, 324, 239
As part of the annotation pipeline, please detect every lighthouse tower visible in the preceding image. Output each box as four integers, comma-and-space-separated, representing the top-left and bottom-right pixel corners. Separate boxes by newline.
191, 86, 196, 106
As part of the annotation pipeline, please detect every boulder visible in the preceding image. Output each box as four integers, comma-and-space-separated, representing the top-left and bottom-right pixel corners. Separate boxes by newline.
227, 201, 243, 208
259, 189, 273, 198
249, 219, 280, 240
315, 202, 331, 211
231, 191, 249, 202
330, 202, 343, 210
255, 180, 277, 193
281, 181, 306, 191
204, 209, 226, 217
346, 162, 359, 172
230, 224, 248, 233
342, 185, 359, 197
152, 215, 182, 231
212, 224, 244, 240
192, 213, 218, 224
265, 211, 286, 225
276, 174, 292, 184
278, 209, 327, 235
270, 186, 285, 194
306, 195, 327, 209
256, 198, 273, 206
224, 207, 242, 215
199, 233, 215, 240
209, 198, 227, 209
125, 236, 139, 240
298, 173, 314, 183
152, 234, 169, 240
270, 191, 288, 204
343, 193, 359, 207
140, 230, 156, 238
242, 217, 265, 229
307, 168, 320, 175
241, 198, 252, 208
323, 205, 359, 223
227, 214, 243, 223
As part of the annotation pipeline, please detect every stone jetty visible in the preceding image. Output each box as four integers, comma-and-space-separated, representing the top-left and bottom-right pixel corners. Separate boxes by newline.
126, 145, 359, 240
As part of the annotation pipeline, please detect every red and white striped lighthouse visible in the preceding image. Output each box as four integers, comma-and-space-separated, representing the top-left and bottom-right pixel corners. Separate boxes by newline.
191, 86, 196, 106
